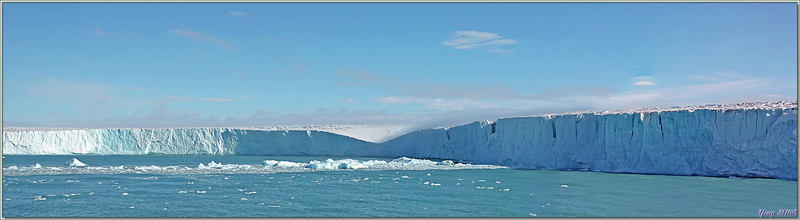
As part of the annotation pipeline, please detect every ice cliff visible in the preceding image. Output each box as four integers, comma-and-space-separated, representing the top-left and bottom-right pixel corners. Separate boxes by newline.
383, 101, 798, 180
3, 129, 383, 157
3, 101, 797, 180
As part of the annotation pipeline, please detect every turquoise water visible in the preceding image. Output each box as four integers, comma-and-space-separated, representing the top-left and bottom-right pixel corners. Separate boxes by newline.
2, 155, 797, 217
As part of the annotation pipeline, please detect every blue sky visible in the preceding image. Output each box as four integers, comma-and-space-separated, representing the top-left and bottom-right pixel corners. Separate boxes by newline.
3, 3, 797, 128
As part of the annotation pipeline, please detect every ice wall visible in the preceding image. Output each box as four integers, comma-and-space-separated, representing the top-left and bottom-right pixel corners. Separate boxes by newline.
4, 102, 797, 180
3, 128, 383, 157
383, 106, 798, 180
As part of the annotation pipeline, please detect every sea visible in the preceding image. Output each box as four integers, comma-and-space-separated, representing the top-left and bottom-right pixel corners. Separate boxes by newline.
2, 155, 797, 217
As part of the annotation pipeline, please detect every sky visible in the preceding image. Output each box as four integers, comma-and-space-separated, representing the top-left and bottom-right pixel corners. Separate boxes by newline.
2, 3, 797, 128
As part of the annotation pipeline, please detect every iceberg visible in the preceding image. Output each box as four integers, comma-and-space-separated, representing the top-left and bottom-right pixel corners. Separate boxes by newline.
3, 101, 797, 180
66, 158, 86, 167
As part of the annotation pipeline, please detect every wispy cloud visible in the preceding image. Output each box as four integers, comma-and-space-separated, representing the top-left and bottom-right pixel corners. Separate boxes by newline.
442, 30, 516, 54
376, 96, 493, 110
226, 11, 250, 18
163, 96, 237, 103
338, 69, 522, 100
599, 73, 778, 110
93, 26, 106, 36
170, 28, 231, 49
24, 77, 142, 113
630, 75, 657, 86
685, 71, 747, 82
339, 67, 792, 115
633, 81, 657, 86
277, 60, 313, 76
340, 97, 356, 103
339, 69, 613, 112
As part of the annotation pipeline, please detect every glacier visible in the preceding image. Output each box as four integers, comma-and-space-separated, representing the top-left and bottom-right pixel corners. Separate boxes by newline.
3, 101, 797, 180
2, 128, 385, 156
383, 101, 798, 180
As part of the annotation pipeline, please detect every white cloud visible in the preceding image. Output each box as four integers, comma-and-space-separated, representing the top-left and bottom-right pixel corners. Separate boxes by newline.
633, 81, 658, 86
170, 28, 231, 49
227, 11, 250, 18
442, 30, 516, 54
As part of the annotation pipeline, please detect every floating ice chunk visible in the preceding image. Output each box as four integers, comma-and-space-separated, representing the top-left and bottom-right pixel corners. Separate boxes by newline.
66, 158, 86, 167
135, 165, 161, 171
430, 183, 441, 186
32, 163, 42, 169
34, 196, 46, 201
241, 198, 248, 200
263, 160, 303, 168
439, 160, 454, 166
122, 193, 128, 196
306, 158, 371, 169
178, 191, 188, 194
560, 184, 569, 188
197, 191, 206, 194
208, 161, 222, 168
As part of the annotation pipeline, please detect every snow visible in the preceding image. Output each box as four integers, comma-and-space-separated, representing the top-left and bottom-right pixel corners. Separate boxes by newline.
3, 101, 796, 180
